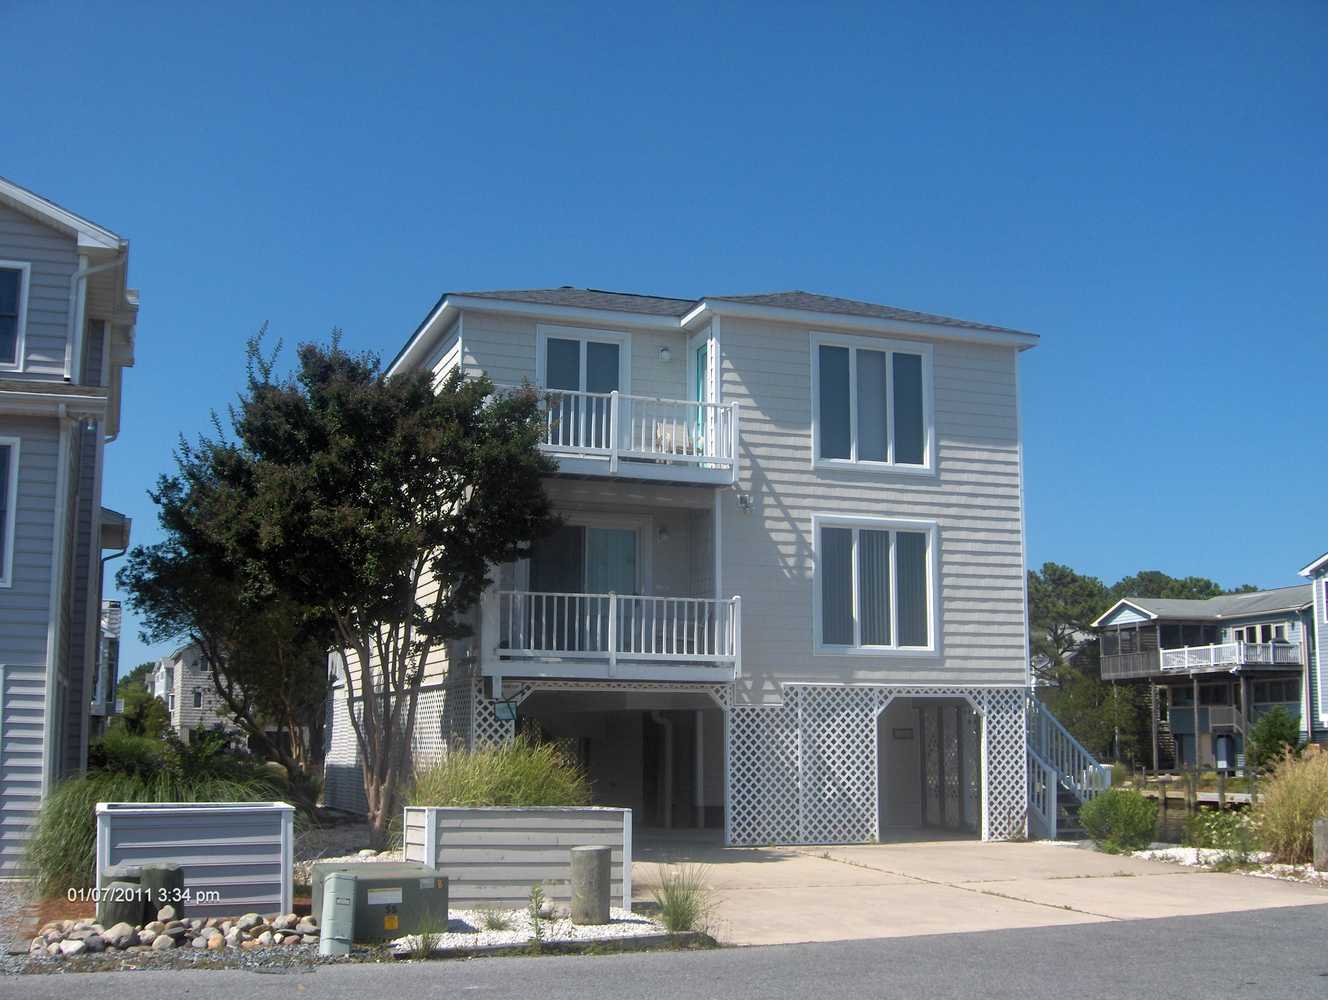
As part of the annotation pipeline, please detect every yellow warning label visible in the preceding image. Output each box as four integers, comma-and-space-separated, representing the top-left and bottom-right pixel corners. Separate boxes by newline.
384, 915, 399, 931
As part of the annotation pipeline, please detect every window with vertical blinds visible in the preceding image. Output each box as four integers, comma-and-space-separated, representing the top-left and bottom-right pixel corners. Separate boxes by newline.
812, 333, 932, 471
815, 516, 935, 651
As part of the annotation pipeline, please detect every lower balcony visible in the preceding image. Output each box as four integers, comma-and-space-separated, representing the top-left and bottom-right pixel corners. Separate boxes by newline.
480, 590, 740, 683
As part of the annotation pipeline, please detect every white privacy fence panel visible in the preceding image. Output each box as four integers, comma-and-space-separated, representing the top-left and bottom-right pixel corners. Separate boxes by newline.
402, 806, 631, 909
725, 685, 1028, 846
95, 802, 294, 917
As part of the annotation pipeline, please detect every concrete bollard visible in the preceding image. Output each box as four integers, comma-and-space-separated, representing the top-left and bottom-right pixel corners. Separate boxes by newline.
139, 863, 186, 918
1314, 818, 1328, 872
570, 846, 611, 925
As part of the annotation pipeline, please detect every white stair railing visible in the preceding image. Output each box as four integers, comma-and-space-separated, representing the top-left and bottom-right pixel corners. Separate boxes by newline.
1028, 696, 1112, 803
1027, 747, 1058, 840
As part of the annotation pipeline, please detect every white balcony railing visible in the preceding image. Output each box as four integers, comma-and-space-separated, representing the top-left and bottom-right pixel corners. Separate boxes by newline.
518, 388, 739, 481
489, 590, 741, 675
1160, 641, 1301, 672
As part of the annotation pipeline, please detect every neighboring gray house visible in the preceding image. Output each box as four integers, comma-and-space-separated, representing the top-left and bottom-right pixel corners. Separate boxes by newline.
0, 177, 138, 872
1094, 583, 1324, 769
326, 287, 1093, 843
151, 641, 244, 741
1299, 551, 1328, 741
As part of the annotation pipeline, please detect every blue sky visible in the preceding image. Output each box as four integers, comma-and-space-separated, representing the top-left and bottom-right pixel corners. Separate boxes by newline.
5, 2, 1325, 672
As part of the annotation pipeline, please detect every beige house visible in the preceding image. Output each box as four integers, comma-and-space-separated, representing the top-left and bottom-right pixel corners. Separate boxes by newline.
325, 288, 1103, 843
151, 642, 242, 741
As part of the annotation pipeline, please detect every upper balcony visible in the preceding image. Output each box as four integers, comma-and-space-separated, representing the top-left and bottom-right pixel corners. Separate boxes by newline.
517, 387, 740, 485
1160, 640, 1301, 674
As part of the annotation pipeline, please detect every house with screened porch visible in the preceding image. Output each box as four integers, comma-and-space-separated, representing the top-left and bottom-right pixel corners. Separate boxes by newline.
324, 288, 1096, 844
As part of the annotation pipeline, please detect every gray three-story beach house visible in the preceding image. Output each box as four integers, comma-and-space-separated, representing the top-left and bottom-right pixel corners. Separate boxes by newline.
325, 287, 1099, 843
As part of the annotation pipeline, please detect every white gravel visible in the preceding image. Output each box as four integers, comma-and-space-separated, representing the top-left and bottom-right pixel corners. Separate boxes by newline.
392, 907, 664, 954
1132, 845, 1328, 888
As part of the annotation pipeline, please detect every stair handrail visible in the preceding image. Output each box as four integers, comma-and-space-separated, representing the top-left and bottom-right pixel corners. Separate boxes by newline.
1026, 745, 1059, 840
1028, 695, 1112, 802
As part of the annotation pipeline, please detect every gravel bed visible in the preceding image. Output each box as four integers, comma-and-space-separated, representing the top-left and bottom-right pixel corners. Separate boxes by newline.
393, 907, 663, 954
0, 879, 34, 954
1133, 845, 1328, 887
0, 940, 368, 976
293, 849, 403, 887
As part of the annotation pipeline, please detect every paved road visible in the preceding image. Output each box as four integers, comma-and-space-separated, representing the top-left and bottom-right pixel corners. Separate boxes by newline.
7, 903, 1328, 1000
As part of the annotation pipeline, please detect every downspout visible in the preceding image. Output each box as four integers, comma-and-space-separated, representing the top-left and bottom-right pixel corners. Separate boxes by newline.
42, 407, 74, 795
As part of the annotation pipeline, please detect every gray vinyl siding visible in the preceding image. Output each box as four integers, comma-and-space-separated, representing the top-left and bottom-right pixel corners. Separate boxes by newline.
1312, 574, 1327, 733
719, 317, 1029, 698
63, 408, 101, 774
0, 204, 76, 378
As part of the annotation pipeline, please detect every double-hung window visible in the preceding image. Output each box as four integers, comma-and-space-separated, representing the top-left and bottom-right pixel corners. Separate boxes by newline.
0, 437, 16, 586
812, 332, 932, 472
814, 515, 937, 653
0, 262, 29, 370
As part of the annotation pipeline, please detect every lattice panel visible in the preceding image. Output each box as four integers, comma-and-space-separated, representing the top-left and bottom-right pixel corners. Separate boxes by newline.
471, 678, 516, 747
726, 700, 801, 845
797, 686, 880, 844
725, 685, 1028, 846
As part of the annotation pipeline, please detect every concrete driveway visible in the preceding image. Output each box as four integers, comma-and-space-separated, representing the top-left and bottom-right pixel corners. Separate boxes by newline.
633, 833, 1328, 945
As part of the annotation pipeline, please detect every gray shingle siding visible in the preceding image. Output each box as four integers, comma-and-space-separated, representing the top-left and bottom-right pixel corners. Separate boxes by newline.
0, 204, 76, 377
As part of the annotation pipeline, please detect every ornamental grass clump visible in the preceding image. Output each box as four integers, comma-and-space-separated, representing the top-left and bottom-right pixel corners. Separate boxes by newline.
1079, 788, 1157, 853
649, 864, 713, 935
406, 735, 591, 808
1252, 748, 1328, 864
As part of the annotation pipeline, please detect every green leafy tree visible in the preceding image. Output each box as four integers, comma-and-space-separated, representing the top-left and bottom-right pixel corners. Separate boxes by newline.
1247, 706, 1305, 770
1109, 571, 1257, 601
115, 660, 156, 697
162, 336, 556, 845
112, 680, 170, 739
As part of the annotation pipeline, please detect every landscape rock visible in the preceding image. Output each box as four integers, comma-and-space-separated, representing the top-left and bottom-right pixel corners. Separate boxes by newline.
46, 943, 61, 957
151, 934, 176, 950
144, 920, 166, 936
237, 912, 262, 931
207, 935, 226, 951
83, 934, 106, 953
240, 938, 263, 951
157, 904, 177, 922
137, 929, 157, 945
357, 848, 377, 858
295, 919, 318, 935
58, 939, 86, 957
105, 921, 136, 947
192, 936, 208, 948
256, 930, 274, 946
302, 934, 319, 944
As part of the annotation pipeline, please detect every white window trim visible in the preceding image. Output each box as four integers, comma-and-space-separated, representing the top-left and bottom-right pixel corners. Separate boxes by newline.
809, 331, 936, 476
0, 261, 30, 372
535, 324, 632, 395
811, 513, 940, 656
0, 436, 18, 588
1322, 577, 1328, 625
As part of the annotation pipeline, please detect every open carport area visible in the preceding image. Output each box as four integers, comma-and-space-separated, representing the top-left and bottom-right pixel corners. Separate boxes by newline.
633, 834, 1328, 946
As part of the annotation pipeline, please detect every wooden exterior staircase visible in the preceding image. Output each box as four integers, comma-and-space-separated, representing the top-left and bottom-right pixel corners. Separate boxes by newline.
1027, 696, 1112, 840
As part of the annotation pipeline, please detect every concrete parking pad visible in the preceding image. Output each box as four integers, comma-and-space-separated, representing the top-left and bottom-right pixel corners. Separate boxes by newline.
633, 835, 1328, 946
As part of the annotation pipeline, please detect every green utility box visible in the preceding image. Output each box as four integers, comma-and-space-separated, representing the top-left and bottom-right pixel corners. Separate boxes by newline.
310, 862, 449, 942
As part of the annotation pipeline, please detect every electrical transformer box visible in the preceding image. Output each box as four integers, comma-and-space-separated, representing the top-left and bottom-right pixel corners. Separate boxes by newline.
310, 862, 449, 943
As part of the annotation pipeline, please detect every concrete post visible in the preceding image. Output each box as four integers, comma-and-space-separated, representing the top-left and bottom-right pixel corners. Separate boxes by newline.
139, 863, 186, 918
570, 846, 611, 925
1313, 818, 1328, 873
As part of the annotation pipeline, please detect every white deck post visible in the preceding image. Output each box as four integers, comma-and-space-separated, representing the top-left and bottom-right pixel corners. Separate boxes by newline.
607, 592, 618, 676
609, 391, 620, 473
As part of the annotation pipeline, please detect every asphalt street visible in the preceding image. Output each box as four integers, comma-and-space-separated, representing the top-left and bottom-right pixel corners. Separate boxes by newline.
7, 903, 1328, 1000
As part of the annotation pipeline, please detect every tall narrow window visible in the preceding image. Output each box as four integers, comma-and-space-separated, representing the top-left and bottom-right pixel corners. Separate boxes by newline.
816, 517, 935, 651
193, 689, 203, 708
812, 334, 931, 470
538, 329, 626, 451
0, 266, 24, 367
0, 439, 14, 587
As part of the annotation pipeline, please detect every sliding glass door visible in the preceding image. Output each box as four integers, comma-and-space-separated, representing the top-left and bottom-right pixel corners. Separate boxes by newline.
527, 523, 639, 652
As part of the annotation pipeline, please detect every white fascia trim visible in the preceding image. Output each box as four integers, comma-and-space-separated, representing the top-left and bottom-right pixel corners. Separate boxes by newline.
1298, 551, 1328, 578
0, 261, 30, 371
0, 389, 108, 419
0, 180, 122, 250
0, 435, 18, 587
1089, 599, 1158, 629
681, 300, 1041, 351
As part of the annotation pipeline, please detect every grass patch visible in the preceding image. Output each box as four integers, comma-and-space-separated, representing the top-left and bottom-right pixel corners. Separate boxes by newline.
406, 912, 447, 960
406, 734, 591, 808
479, 908, 512, 931
648, 864, 713, 935
1252, 749, 1328, 864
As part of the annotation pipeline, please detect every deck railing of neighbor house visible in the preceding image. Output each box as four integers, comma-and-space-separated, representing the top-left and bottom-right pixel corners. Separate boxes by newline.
1159, 641, 1301, 672
494, 591, 741, 672
1028, 696, 1112, 802
515, 387, 740, 478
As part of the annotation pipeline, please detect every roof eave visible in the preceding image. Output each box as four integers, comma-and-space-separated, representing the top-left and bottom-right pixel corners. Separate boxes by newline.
683, 299, 1040, 350
1089, 599, 1158, 628
1299, 551, 1328, 577
0, 177, 124, 250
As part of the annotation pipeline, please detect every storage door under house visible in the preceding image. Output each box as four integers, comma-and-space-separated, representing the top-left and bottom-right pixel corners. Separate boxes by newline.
917, 702, 981, 833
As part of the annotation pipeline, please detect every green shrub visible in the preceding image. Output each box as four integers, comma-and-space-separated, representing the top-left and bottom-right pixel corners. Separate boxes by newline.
406, 735, 591, 808
1079, 789, 1157, 853
649, 864, 712, 935
26, 759, 283, 897
88, 729, 161, 778
1252, 749, 1328, 863
1183, 808, 1258, 861
1247, 706, 1305, 770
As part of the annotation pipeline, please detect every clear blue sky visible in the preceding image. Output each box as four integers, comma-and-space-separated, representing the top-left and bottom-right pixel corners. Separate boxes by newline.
6, 2, 1325, 672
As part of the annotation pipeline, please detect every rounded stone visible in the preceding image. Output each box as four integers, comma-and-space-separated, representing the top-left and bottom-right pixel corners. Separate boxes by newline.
207, 935, 226, 951
59, 939, 87, 957
151, 934, 176, 950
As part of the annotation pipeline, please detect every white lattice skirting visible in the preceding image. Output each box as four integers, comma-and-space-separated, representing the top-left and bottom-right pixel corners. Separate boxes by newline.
726, 685, 1027, 845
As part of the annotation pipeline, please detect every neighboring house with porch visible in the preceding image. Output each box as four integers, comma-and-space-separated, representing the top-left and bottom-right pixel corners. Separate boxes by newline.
1093, 584, 1324, 770
0, 178, 137, 873
1299, 550, 1328, 741
325, 287, 1096, 844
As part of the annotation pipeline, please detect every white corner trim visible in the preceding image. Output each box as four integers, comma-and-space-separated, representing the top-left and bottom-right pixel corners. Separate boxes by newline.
809, 330, 936, 475
0, 261, 30, 372
810, 512, 941, 656
42, 415, 75, 796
